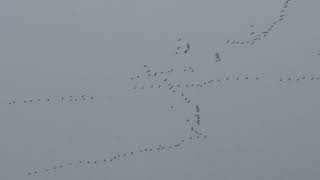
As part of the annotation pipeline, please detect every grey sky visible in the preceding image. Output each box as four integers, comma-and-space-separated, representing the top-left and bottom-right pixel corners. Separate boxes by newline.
1, 0, 320, 179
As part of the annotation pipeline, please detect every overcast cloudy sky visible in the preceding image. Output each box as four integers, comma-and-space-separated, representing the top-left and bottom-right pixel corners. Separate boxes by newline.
1, 0, 320, 180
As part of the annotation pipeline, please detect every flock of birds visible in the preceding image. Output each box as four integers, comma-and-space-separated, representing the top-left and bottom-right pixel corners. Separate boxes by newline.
174, 38, 222, 63
175, 38, 191, 55
226, 0, 294, 46
25, 64, 208, 177
129, 65, 320, 93
8, 94, 94, 106
174, 0, 294, 65
24, 58, 320, 176
17, 0, 320, 177
26, 135, 207, 176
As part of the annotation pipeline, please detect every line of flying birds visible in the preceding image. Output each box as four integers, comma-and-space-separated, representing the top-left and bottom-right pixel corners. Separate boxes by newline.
129, 64, 320, 93
8, 94, 94, 105
26, 134, 207, 176
226, 0, 294, 46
